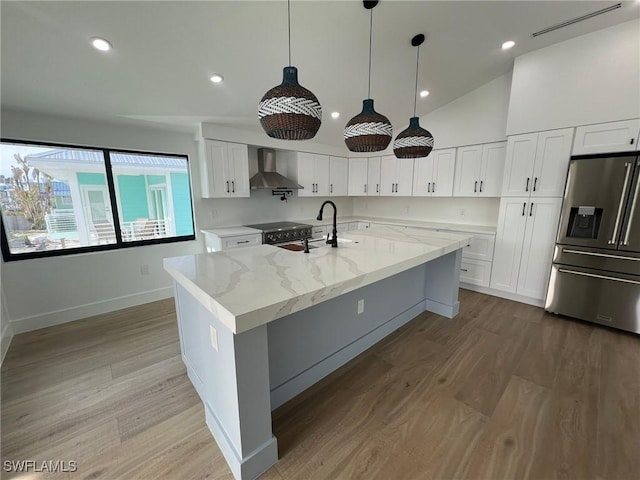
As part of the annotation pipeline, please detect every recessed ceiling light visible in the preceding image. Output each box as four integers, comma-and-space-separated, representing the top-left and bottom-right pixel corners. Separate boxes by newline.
502, 40, 515, 50
91, 37, 112, 52
210, 74, 224, 84
331, 112, 340, 119
419, 90, 429, 98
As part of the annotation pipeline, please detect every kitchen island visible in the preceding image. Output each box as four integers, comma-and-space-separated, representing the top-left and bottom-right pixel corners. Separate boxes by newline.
163, 225, 470, 480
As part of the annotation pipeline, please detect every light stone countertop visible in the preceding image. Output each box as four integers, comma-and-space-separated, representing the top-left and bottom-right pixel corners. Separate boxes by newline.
296, 216, 497, 235
164, 226, 470, 334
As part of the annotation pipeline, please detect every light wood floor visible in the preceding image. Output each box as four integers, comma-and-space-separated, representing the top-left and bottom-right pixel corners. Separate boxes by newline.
1, 290, 639, 480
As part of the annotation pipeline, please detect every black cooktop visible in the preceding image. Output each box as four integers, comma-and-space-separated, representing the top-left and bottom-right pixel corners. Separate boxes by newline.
245, 221, 310, 232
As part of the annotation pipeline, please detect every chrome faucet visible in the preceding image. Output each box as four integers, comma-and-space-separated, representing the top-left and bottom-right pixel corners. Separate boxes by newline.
316, 200, 338, 248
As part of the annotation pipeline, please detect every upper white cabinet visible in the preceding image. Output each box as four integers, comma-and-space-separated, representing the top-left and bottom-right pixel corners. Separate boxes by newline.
490, 197, 562, 299
201, 140, 250, 198
380, 156, 414, 196
412, 148, 456, 197
572, 119, 640, 155
329, 156, 348, 196
296, 152, 330, 197
453, 142, 506, 197
348, 157, 381, 196
502, 128, 574, 198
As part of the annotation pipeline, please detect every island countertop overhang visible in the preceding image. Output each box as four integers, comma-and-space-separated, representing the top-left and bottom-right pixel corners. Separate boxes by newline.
163, 226, 471, 334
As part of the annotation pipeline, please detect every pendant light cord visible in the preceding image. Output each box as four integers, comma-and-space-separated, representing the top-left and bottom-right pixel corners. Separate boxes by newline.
287, 0, 292, 66
413, 44, 420, 117
367, 7, 373, 99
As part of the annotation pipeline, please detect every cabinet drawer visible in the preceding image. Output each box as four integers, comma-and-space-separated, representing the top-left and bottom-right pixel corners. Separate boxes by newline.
337, 223, 350, 233
462, 233, 496, 261
222, 234, 262, 250
311, 226, 327, 239
460, 259, 492, 287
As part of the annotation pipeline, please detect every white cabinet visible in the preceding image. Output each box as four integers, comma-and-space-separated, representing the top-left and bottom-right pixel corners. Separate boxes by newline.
380, 156, 414, 196
502, 128, 574, 198
460, 258, 492, 287
202, 230, 261, 252
201, 140, 250, 198
490, 197, 562, 299
348, 157, 381, 196
412, 148, 456, 197
355, 221, 370, 230
329, 156, 348, 196
296, 153, 330, 197
462, 232, 495, 262
453, 142, 506, 197
572, 119, 640, 155
310, 225, 327, 239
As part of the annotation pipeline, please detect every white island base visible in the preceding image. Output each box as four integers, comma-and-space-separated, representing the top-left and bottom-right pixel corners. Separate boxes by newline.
165, 227, 468, 479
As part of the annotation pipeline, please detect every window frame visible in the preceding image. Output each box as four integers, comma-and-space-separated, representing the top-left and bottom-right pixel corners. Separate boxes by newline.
0, 138, 196, 262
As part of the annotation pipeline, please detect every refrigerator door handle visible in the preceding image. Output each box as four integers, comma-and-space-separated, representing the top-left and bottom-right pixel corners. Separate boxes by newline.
608, 162, 633, 245
558, 268, 640, 286
562, 248, 640, 262
621, 175, 640, 246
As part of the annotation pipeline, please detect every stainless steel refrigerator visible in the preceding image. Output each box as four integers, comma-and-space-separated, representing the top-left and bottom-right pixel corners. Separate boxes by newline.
546, 153, 640, 334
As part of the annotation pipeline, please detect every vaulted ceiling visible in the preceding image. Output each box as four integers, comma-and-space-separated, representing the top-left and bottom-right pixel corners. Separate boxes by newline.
2, 1, 638, 147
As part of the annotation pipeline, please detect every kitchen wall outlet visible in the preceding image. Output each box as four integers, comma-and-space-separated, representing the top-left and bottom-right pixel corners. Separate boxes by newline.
209, 325, 218, 351
210, 209, 218, 220
140, 264, 149, 275
357, 299, 364, 315
459, 208, 466, 217
405, 206, 410, 213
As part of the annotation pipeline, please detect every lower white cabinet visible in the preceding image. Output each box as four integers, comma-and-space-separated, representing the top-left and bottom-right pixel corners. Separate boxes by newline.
460, 258, 492, 287
310, 225, 327, 239
202, 231, 262, 252
461, 232, 495, 262
490, 197, 562, 299
572, 119, 640, 156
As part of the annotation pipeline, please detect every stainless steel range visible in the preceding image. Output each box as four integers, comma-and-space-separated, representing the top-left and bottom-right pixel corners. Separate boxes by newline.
245, 221, 312, 246
545, 152, 640, 333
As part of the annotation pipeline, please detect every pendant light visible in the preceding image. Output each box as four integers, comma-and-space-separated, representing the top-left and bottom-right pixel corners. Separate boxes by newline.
393, 34, 434, 158
344, 1, 392, 153
258, 0, 322, 140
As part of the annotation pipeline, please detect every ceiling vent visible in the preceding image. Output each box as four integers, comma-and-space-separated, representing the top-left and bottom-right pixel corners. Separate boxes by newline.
531, 3, 622, 37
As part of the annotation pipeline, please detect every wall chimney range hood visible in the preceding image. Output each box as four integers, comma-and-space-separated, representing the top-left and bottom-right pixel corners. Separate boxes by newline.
250, 148, 302, 190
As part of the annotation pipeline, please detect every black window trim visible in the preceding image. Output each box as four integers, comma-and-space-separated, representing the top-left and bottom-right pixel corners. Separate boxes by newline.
1, 138, 196, 262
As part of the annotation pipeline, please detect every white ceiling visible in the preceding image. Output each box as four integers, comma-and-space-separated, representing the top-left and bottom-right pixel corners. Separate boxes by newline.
2, 1, 639, 148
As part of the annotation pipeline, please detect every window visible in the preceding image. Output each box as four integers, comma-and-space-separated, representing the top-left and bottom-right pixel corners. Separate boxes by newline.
0, 140, 195, 261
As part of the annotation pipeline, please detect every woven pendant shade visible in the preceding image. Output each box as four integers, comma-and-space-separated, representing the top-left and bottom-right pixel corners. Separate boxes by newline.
393, 117, 434, 158
258, 66, 322, 140
344, 99, 393, 152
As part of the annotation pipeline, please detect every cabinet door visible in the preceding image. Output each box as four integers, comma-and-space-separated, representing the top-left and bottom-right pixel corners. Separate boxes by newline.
516, 198, 562, 299
572, 119, 640, 155
227, 143, 250, 197
315, 155, 331, 196
502, 134, 537, 197
431, 148, 456, 197
531, 128, 574, 198
460, 259, 492, 287
379, 156, 397, 196
311, 225, 327, 239
479, 142, 506, 197
329, 156, 349, 196
201, 140, 231, 198
395, 158, 415, 196
348, 158, 368, 196
367, 157, 381, 196
453, 145, 483, 196
296, 152, 317, 197
490, 197, 529, 293
412, 156, 434, 197
462, 233, 496, 262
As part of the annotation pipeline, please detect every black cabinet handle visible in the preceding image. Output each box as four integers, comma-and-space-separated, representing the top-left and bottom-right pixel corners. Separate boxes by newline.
474, 181, 478, 193
226, 181, 229, 193
480, 180, 483, 192
525, 177, 530, 192
237, 240, 250, 244
631, 138, 635, 145
364, 184, 367, 193
330, 184, 333, 193
530, 202, 534, 216
433, 182, 436, 192
231, 181, 235, 193
376, 183, 379, 193
522, 202, 526, 216
533, 177, 538, 192
428, 182, 431, 193
460, 268, 468, 272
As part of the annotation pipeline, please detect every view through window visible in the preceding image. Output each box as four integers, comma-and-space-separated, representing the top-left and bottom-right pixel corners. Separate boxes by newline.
0, 141, 195, 260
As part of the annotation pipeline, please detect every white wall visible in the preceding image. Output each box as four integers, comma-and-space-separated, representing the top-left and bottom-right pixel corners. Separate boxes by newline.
507, 19, 640, 135
353, 197, 500, 227
418, 72, 512, 149
1, 259, 13, 363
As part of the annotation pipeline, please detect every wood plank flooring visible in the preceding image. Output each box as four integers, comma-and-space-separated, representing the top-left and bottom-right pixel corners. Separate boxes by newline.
1, 290, 639, 480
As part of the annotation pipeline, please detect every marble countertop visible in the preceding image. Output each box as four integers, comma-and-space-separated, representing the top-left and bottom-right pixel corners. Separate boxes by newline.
201, 226, 262, 237
295, 216, 497, 235
164, 226, 470, 334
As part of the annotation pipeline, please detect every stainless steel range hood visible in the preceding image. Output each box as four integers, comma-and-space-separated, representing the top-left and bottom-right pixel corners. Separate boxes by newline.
250, 148, 302, 190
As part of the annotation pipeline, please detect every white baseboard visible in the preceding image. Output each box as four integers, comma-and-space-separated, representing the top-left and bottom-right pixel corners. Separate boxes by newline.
9, 287, 174, 334
460, 283, 544, 307
1, 323, 14, 365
